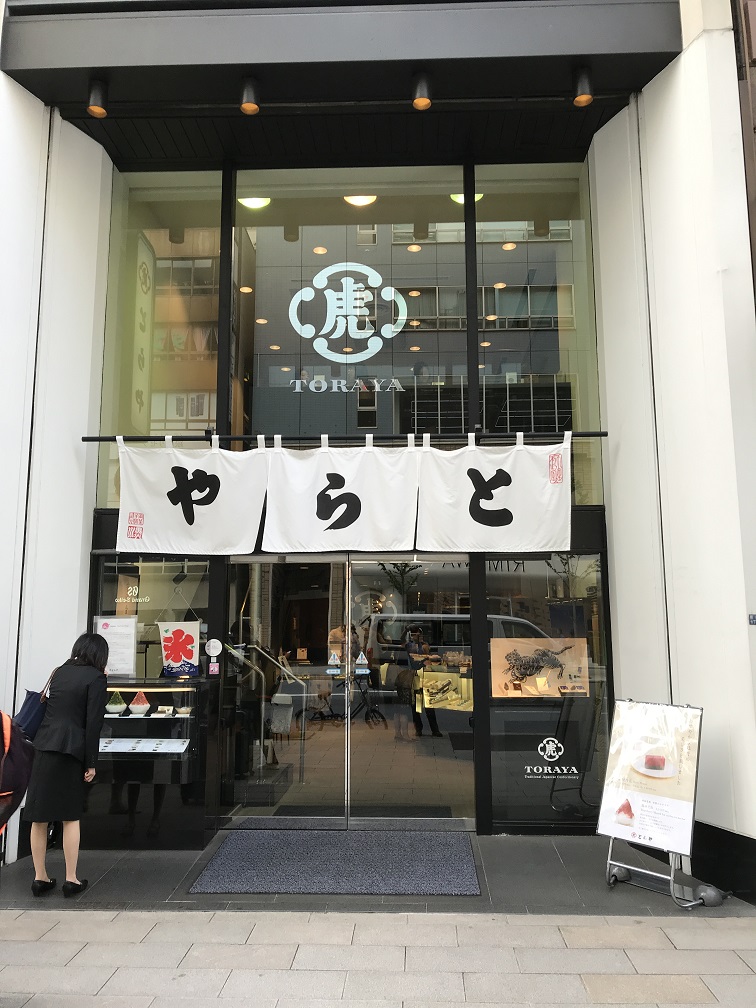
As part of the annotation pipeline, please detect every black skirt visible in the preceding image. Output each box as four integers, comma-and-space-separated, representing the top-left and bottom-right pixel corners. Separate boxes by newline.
23, 751, 86, 823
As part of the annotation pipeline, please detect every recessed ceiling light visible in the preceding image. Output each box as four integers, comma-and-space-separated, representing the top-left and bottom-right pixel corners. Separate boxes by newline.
410, 320, 423, 327
409, 346, 421, 351
256, 318, 268, 324
344, 195, 377, 207
485, 314, 498, 321
239, 286, 253, 294
478, 363, 486, 369
480, 341, 491, 347
407, 244, 422, 252
502, 242, 517, 251
269, 344, 280, 350
493, 282, 507, 289
281, 366, 292, 372
449, 193, 483, 204
408, 290, 422, 297
313, 246, 327, 254
343, 347, 353, 353
238, 197, 271, 210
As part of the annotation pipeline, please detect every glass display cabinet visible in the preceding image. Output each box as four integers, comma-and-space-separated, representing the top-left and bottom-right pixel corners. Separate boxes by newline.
84, 678, 216, 850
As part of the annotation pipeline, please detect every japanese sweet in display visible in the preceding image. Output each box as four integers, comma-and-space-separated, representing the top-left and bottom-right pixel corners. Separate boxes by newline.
105, 690, 127, 714
615, 798, 634, 826
644, 754, 666, 771
128, 690, 151, 715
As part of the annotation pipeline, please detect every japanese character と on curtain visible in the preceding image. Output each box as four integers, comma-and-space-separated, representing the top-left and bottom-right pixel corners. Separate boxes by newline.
415, 432, 572, 552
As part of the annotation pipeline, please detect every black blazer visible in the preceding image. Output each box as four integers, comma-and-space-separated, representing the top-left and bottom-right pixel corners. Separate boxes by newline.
34, 662, 107, 768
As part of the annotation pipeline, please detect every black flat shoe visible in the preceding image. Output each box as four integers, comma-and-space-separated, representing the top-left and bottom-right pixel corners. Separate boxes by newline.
62, 879, 88, 898
31, 878, 56, 897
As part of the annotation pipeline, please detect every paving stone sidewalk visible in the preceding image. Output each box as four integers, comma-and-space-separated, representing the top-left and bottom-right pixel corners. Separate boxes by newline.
0, 908, 755, 1006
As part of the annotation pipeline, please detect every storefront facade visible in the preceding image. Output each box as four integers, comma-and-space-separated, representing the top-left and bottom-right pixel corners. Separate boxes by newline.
3, 0, 756, 899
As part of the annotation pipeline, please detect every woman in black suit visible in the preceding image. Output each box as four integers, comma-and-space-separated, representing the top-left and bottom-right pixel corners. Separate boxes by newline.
23, 633, 108, 897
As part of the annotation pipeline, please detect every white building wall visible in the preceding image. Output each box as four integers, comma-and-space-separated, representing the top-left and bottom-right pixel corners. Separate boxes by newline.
0, 2, 51, 859
591, 21, 756, 838
7, 112, 112, 861
0, 61, 49, 720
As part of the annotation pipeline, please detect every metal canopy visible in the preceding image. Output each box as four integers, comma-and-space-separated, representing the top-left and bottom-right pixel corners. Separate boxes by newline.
1, 0, 682, 169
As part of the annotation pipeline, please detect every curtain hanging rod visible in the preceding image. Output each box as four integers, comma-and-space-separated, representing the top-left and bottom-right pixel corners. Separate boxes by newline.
82, 430, 607, 444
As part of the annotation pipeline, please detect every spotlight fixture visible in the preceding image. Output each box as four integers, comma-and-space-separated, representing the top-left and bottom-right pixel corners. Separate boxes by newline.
407, 244, 422, 253
313, 246, 328, 255
344, 195, 377, 207
240, 77, 260, 115
86, 80, 108, 119
573, 67, 593, 108
168, 226, 185, 245
239, 286, 253, 294
413, 222, 430, 241
283, 223, 299, 243
238, 197, 271, 209
502, 242, 517, 251
533, 217, 550, 238
493, 282, 507, 289
412, 72, 432, 111
449, 194, 483, 204
408, 290, 422, 297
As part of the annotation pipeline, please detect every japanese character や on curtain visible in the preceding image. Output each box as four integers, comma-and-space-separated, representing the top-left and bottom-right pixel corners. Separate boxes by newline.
115, 436, 268, 554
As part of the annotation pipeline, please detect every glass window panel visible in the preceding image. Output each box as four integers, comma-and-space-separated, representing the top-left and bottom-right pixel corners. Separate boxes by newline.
486, 553, 609, 826
98, 171, 222, 507
193, 258, 215, 289
476, 165, 602, 504
233, 167, 465, 439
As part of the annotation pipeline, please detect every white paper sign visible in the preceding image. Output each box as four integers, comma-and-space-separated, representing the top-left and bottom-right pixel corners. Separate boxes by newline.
99, 738, 189, 754
94, 615, 138, 679
416, 433, 571, 551
597, 700, 702, 856
262, 442, 418, 552
116, 438, 267, 554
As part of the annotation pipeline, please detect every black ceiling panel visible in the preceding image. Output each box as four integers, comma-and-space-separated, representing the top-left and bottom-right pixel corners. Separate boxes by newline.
62, 100, 628, 171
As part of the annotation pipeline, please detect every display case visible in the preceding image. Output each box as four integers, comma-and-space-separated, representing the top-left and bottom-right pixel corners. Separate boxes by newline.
83, 678, 216, 850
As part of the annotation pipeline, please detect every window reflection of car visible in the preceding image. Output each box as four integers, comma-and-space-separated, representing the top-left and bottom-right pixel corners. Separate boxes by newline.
361, 613, 549, 677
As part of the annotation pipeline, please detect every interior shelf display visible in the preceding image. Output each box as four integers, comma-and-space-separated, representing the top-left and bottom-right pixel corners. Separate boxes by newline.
85, 679, 213, 850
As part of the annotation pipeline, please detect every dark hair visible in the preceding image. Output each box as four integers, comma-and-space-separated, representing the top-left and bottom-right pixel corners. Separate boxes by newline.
70, 633, 109, 673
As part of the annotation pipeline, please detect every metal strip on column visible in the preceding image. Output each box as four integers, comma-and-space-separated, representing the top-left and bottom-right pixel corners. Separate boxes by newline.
216, 162, 236, 437
463, 161, 481, 432
345, 558, 352, 829
469, 553, 493, 833
207, 163, 235, 830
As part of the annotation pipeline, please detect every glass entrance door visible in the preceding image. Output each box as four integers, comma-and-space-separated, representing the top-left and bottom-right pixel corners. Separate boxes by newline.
221, 557, 348, 825
220, 555, 475, 827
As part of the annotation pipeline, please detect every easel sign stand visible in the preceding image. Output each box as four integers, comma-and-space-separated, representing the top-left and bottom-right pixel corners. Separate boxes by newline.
598, 700, 731, 911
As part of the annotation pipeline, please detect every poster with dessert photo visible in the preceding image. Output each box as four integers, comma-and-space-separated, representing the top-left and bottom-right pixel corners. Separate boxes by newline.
597, 700, 702, 855
490, 637, 590, 698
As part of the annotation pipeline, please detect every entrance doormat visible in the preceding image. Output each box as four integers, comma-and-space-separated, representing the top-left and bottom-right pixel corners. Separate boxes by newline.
189, 829, 481, 895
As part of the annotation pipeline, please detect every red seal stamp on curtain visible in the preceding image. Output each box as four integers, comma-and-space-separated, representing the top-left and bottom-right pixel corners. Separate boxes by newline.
548, 453, 563, 484
127, 511, 144, 538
